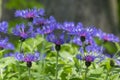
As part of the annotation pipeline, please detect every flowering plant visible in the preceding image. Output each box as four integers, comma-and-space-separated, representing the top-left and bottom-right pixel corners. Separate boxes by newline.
0, 8, 120, 80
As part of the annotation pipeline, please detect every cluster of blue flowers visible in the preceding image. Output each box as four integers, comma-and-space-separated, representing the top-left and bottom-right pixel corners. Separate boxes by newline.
0, 8, 120, 68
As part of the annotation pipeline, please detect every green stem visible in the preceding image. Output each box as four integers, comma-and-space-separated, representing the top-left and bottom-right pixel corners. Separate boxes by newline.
55, 51, 59, 80
84, 67, 88, 80
105, 70, 109, 80
20, 41, 23, 53
17, 41, 23, 80
17, 61, 21, 80
28, 67, 31, 80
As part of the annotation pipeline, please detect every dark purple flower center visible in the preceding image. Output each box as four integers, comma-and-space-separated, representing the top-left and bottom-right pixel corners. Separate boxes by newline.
55, 39, 63, 45
37, 21, 45, 26
24, 57, 32, 62
20, 32, 27, 38
84, 55, 94, 62
103, 36, 109, 42
26, 13, 34, 19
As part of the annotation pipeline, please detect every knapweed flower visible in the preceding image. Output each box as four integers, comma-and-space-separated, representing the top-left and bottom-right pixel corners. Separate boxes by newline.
0, 21, 8, 33
76, 54, 95, 67
46, 32, 70, 51
15, 8, 45, 20
35, 16, 57, 35
0, 37, 14, 50
62, 22, 75, 32
4, 53, 14, 57
46, 33, 70, 45
76, 44, 104, 67
69, 24, 93, 42
95, 29, 119, 42
12, 23, 36, 41
102, 53, 120, 67
15, 52, 45, 68
72, 36, 95, 47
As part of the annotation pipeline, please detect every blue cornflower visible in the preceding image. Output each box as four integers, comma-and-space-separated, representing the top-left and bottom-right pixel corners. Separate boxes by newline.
95, 29, 119, 42
46, 33, 69, 45
69, 25, 92, 42
102, 53, 120, 67
76, 54, 95, 62
15, 52, 45, 67
0, 21, 8, 33
0, 37, 14, 50
33, 17, 47, 26
84, 55, 95, 62
46, 32, 70, 51
62, 22, 75, 32
12, 23, 36, 41
72, 35, 95, 47
4, 53, 14, 57
15, 8, 45, 20
76, 44, 104, 67
35, 16, 57, 35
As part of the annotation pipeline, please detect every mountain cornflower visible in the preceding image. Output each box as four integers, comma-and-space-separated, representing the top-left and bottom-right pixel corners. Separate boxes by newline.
0, 37, 14, 50
0, 21, 8, 33
102, 53, 120, 67
62, 22, 75, 32
72, 35, 95, 47
14, 52, 44, 68
35, 16, 57, 35
69, 25, 92, 42
4, 53, 14, 57
15, 8, 44, 20
12, 23, 36, 41
76, 44, 104, 67
95, 29, 119, 42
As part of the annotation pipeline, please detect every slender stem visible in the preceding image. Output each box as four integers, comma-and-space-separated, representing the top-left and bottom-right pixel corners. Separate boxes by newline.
17, 41, 23, 79
84, 67, 88, 80
113, 50, 120, 58
55, 51, 59, 80
20, 41, 23, 53
17, 61, 21, 80
28, 67, 31, 80
0, 69, 3, 80
105, 70, 109, 80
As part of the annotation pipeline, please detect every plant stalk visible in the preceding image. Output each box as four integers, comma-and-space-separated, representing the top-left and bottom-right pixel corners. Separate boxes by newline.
84, 67, 88, 80
55, 51, 59, 80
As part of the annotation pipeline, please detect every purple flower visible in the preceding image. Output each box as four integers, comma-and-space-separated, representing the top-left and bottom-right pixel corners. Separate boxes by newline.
72, 36, 95, 47
15, 8, 45, 19
35, 16, 57, 35
70, 26, 93, 43
76, 43, 104, 64
0, 21, 8, 33
103, 53, 120, 67
12, 23, 36, 41
14, 52, 44, 67
0, 37, 14, 50
14, 52, 45, 62
33, 17, 47, 26
62, 22, 75, 32
4, 53, 14, 57
95, 29, 119, 42
46, 33, 69, 45
84, 55, 95, 62
76, 54, 95, 62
